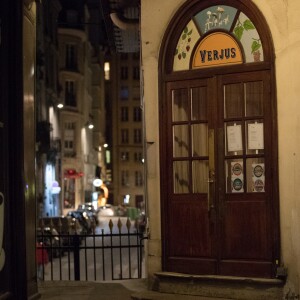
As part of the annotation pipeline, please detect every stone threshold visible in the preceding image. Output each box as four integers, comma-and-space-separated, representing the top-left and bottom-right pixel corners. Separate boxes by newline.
152, 272, 285, 300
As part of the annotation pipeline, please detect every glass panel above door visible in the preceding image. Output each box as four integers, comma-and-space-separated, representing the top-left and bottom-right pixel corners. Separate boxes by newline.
173, 5, 265, 71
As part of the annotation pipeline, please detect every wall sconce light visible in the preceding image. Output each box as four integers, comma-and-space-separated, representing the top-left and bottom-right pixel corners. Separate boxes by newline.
85, 121, 94, 129
57, 103, 64, 109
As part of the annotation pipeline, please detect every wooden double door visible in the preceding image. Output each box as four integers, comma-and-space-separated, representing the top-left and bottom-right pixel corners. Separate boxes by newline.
162, 70, 278, 278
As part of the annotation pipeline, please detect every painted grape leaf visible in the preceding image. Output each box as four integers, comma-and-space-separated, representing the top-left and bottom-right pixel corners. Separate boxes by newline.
251, 40, 261, 53
243, 19, 255, 31
234, 25, 244, 40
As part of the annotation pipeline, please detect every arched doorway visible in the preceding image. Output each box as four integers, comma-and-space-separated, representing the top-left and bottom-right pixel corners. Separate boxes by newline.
159, 0, 279, 278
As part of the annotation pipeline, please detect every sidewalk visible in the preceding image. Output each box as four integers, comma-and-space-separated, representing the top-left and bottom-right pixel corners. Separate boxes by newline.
38, 279, 232, 300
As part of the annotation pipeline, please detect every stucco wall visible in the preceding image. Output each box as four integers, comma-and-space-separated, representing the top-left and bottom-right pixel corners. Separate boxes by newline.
141, 0, 300, 294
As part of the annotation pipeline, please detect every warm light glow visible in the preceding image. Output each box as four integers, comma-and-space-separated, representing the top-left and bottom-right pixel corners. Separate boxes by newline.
57, 103, 64, 109
88, 123, 94, 129
104, 62, 110, 80
103, 143, 108, 148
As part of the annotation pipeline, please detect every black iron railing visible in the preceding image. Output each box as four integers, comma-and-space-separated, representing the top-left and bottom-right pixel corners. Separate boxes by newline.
36, 218, 146, 281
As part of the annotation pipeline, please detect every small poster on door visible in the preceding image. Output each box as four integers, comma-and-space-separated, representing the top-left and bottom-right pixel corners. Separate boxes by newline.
231, 161, 244, 193
248, 123, 264, 150
252, 163, 265, 192
227, 124, 243, 152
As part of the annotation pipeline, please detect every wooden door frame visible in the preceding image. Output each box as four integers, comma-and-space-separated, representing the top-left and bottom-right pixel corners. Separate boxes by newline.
158, 0, 280, 277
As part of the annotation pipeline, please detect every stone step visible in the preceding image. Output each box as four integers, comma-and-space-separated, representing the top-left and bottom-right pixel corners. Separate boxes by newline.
131, 290, 232, 300
151, 272, 284, 300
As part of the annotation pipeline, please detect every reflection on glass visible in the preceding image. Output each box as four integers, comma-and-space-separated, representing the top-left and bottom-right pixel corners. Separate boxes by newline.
224, 121, 243, 156
225, 159, 244, 193
245, 81, 263, 117
246, 158, 265, 193
192, 124, 208, 157
224, 83, 243, 118
174, 161, 189, 193
192, 160, 208, 193
191, 87, 207, 121
172, 89, 189, 121
173, 125, 189, 157
246, 120, 264, 155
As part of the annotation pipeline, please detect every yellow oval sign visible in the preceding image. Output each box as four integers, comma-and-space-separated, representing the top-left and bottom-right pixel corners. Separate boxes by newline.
192, 32, 243, 69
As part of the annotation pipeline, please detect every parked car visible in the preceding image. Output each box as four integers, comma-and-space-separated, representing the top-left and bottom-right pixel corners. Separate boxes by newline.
39, 216, 83, 246
66, 210, 92, 234
77, 203, 98, 225
97, 204, 115, 217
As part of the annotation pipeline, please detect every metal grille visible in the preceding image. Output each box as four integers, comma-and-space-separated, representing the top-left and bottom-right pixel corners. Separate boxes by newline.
36, 218, 146, 281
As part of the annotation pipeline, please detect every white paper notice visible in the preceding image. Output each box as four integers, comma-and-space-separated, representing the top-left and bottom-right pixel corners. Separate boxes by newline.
227, 124, 242, 152
248, 123, 264, 150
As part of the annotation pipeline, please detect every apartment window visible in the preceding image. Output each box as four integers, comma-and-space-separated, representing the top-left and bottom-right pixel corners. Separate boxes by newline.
132, 86, 140, 100
121, 107, 129, 122
66, 44, 77, 69
134, 129, 142, 144
64, 122, 75, 156
121, 129, 129, 144
134, 152, 143, 163
65, 80, 76, 107
120, 86, 129, 100
135, 171, 143, 187
133, 107, 142, 122
133, 67, 140, 80
121, 151, 129, 161
121, 67, 128, 80
121, 170, 129, 186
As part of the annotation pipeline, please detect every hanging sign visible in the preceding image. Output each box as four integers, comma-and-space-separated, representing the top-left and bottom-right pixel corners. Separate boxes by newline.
192, 32, 243, 69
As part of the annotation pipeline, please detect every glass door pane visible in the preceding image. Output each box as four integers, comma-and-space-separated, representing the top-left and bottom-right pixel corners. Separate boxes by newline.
172, 89, 189, 121
223, 78, 266, 194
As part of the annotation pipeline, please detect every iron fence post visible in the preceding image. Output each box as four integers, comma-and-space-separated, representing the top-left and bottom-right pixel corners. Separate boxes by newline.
73, 234, 80, 280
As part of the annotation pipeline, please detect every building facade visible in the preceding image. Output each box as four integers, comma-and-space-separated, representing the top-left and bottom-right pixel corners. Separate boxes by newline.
141, 0, 300, 297
58, 0, 106, 214
109, 52, 144, 208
